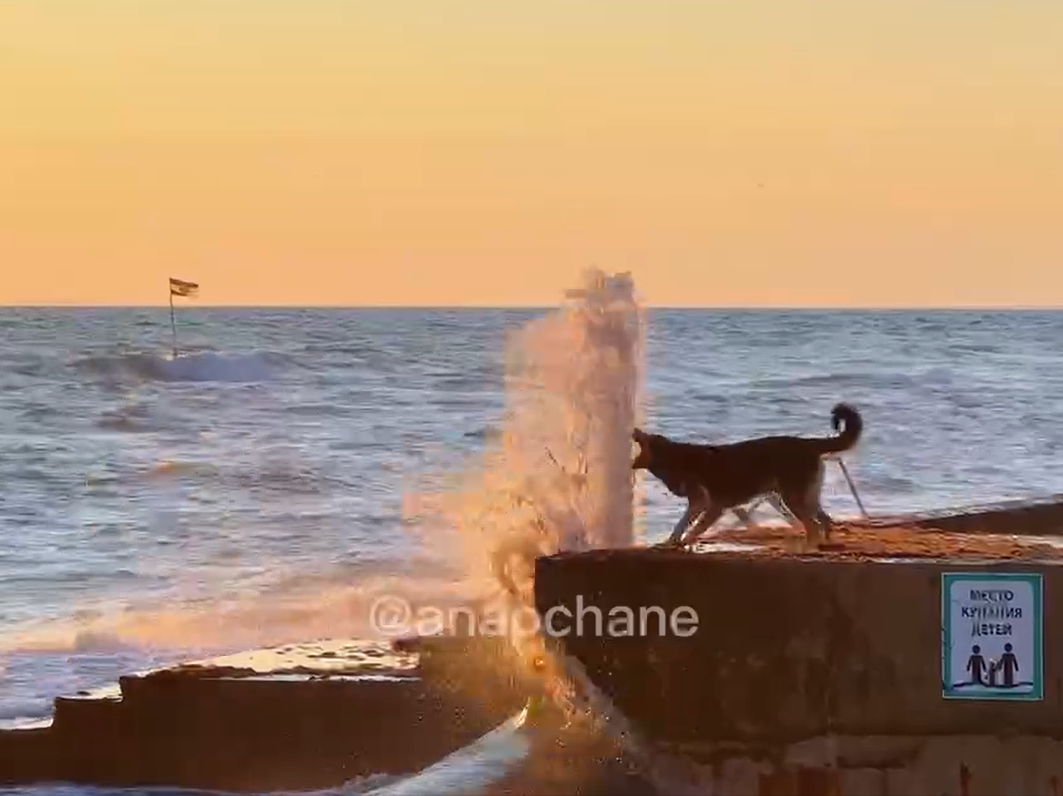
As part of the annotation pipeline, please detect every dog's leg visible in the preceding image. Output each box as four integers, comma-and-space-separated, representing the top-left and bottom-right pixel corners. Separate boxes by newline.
807, 462, 834, 542
766, 492, 797, 524
779, 496, 822, 548
660, 483, 715, 548
815, 508, 835, 541
679, 486, 721, 545
780, 464, 831, 547
680, 503, 724, 547
660, 503, 697, 547
731, 504, 758, 531
738, 494, 790, 530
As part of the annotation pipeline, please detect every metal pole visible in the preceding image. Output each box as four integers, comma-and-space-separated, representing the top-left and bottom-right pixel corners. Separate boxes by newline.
835, 457, 869, 519
170, 289, 178, 359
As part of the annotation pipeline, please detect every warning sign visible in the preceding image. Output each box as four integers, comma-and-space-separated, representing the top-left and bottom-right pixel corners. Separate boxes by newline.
941, 572, 1043, 701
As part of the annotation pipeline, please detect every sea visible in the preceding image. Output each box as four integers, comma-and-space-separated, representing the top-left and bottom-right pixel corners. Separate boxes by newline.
2, 297, 1063, 794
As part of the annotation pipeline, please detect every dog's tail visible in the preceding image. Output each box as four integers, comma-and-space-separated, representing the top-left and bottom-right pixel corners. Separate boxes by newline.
813, 402, 863, 456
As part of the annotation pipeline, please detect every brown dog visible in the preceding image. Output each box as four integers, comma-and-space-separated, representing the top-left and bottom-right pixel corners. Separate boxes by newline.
631, 403, 863, 547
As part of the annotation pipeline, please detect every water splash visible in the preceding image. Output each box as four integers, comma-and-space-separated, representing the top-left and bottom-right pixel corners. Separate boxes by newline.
402, 270, 709, 792
514, 269, 645, 550
411, 269, 645, 594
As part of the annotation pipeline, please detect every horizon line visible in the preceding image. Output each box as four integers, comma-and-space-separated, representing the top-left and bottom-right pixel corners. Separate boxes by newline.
2, 303, 1063, 312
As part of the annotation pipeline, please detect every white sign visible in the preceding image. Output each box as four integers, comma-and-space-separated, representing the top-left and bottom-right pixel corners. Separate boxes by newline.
941, 572, 1043, 701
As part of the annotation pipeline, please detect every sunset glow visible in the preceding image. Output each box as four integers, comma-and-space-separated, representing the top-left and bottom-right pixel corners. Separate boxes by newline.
2, 1, 1060, 306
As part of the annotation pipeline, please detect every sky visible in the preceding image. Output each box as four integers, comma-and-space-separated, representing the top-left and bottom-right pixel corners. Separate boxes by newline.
1, 1, 1060, 307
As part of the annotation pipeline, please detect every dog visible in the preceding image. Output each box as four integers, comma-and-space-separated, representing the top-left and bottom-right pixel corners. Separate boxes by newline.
631, 402, 863, 548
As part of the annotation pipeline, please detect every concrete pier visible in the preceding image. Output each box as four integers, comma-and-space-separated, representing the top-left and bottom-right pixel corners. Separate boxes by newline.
533, 517, 1063, 795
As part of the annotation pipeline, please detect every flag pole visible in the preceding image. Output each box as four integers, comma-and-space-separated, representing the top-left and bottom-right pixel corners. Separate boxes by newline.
167, 277, 198, 357
169, 286, 178, 359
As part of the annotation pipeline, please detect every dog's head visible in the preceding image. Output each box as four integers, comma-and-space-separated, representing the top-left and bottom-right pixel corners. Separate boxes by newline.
631, 427, 655, 470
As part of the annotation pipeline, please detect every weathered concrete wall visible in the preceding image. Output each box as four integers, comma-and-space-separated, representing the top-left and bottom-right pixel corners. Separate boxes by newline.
681, 734, 1063, 795
533, 550, 1063, 745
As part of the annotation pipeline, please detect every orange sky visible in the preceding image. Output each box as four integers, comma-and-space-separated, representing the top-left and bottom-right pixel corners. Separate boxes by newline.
1, 1, 1060, 307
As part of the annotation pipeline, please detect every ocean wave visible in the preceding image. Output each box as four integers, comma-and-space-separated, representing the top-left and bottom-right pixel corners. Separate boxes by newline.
0, 562, 488, 657
361, 711, 530, 796
747, 364, 964, 392
95, 401, 162, 433
740, 370, 912, 391
75, 351, 284, 383
0, 698, 52, 724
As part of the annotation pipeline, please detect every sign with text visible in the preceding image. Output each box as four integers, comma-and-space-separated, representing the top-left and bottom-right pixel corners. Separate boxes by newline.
941, 572, 1043, 701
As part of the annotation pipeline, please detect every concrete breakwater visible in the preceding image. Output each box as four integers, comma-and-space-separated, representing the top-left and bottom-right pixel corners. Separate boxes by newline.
0, 637, 528, 792
534, 502, 1063, 796
856, 492, 1063, 537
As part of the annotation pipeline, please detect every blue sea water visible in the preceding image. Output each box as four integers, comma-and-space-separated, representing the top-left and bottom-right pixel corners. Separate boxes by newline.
2, 306, 1063, 794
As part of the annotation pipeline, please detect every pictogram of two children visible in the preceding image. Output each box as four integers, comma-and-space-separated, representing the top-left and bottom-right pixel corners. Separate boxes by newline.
967, 643, 1019, 687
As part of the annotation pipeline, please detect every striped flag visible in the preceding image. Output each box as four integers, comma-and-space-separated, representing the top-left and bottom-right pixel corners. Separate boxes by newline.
169, 277, 199, 298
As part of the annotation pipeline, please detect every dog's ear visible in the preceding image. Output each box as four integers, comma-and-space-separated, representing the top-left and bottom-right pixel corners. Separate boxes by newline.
632, 427, 647, 443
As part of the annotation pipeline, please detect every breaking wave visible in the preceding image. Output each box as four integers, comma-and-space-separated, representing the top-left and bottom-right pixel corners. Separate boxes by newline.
76, 351, 284, 383
360, 711, 531, 796
0, 562, 478, 657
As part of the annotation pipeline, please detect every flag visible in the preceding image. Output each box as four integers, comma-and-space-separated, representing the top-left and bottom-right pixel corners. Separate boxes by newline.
169, 277, 199, 298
